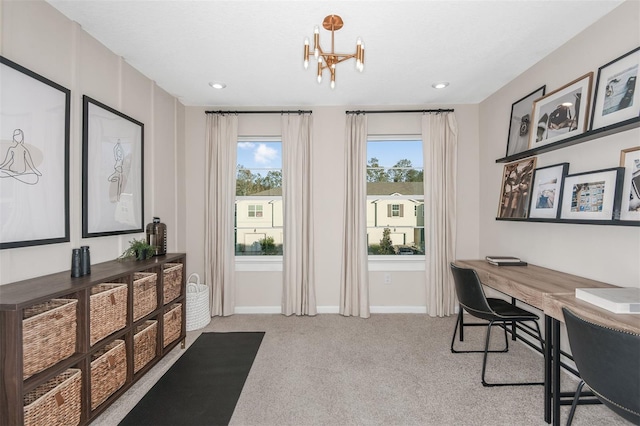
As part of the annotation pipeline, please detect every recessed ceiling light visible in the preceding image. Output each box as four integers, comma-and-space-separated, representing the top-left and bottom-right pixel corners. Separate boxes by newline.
432, 82, 449, 89
208, 82, 226, 89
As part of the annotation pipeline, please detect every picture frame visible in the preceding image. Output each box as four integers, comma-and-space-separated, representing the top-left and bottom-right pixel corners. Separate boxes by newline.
590, 47, 640, 131
529, 73, 593, 150
497, 157, 537, 219
619, 146, 640, 221
506, 85, 546, 157
82, 95, 144, 237
559, 167, 624, 221
528, 163, 569, 219
0, 56, 70, 249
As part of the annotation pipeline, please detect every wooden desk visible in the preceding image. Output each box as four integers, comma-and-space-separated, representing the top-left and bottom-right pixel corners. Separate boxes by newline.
454, 260, 615, 310
544, 293, 640, 426
544, 293, 640, 333
453, 259, 627, 426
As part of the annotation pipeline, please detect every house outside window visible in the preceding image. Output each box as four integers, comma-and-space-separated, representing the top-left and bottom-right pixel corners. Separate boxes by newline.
235, 138, 283, 256
367, 137, 424, 256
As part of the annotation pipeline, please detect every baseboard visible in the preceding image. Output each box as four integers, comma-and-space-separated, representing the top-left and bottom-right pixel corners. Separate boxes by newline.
233, 306, 428, 314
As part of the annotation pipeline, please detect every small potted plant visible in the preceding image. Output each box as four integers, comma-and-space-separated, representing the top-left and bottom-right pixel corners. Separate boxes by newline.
119, 238, 154, 261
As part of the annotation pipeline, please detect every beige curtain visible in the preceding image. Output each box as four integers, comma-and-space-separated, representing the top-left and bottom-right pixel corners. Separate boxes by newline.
422, 112, 458, 317
340, 113, 370, 318
205, 113, 238, 316
281, 113, 317, 316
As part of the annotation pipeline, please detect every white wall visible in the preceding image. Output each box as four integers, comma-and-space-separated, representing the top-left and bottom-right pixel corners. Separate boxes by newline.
478, 0, 640, 289
183, 105, 480, 311
0, 0, 186, 285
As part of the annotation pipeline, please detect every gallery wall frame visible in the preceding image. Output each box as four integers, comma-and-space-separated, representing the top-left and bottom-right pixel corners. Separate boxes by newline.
559, 167, 623, 221
590, 46, 640, 131
528, 163, 569, 219
506, 85, 546, 157
0, 56, 70, 249
619, 146, 640, 222
496, 157, 537, 219
82, 95, 144, 238
529, 73, 593, 150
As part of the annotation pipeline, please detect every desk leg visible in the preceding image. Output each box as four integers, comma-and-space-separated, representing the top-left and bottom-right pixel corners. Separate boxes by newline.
544, 315, 552, 423
552, 318, 561, 426
511, 297, 517, 341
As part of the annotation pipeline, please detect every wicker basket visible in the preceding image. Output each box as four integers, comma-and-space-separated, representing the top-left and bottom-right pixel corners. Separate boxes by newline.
90, 339, 126, 410
23, 368, 81, 426
134, 320, 157, 373
90, 284, 127, 346
23, 299, 77, 379
162, 263, 183, 304
163, 303, 182, 347
133, 272, 157, 321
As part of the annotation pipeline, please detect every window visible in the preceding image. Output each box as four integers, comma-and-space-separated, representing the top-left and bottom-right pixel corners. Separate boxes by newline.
366, 137, 424, 256
248, 205, 263, 218
235, 138, 283, 256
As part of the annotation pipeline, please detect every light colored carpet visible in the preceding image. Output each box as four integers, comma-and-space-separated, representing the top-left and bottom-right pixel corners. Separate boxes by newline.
94, 314, 631, 426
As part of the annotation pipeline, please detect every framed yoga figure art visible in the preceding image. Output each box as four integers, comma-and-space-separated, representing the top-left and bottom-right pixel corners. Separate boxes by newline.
0, 56, 70, 249
82, 95, 144, 237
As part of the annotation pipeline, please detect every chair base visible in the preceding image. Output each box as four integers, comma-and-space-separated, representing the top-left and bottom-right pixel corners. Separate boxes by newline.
451, 307, 545, 387
450, 309, 509, 354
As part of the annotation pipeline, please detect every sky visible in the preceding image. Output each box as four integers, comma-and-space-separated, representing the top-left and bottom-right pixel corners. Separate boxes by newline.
236, 139, 423, 169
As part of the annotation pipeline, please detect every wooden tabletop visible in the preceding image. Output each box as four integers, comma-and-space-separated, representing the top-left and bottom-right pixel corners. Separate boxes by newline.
454, 259, 615, 311
544, 293, 640, 333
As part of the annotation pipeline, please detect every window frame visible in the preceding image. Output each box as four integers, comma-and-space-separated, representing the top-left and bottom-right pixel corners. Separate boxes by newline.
366, 135, 425, 264
235, 136, 284, 265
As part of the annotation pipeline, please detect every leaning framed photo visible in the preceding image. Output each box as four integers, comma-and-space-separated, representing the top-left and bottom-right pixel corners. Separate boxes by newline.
590, 47, 640, 131
506, 86, 546, 157
82, 95, 144, 237
559, 167, 624, 221
0, 56, 70, 249
528, 163, 569, 219
497, 157, 537, 219
619, 146, 640, 221
529, 73, 593, 150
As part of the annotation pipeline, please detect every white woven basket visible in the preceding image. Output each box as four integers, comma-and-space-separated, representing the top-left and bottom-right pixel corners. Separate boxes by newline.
185, 273, 211, 331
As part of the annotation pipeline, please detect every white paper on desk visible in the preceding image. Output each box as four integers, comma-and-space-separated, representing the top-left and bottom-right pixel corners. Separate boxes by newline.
575, 287, 640, 314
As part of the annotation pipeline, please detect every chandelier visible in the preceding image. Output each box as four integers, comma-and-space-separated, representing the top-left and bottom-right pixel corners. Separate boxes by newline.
303, 15, 365, 89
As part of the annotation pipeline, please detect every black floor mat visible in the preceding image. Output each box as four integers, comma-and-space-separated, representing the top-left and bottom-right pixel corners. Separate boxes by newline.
119, 331, 264, 426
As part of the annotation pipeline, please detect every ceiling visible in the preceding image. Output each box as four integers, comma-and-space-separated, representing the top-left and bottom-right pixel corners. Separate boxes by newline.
45, 0, 624, 107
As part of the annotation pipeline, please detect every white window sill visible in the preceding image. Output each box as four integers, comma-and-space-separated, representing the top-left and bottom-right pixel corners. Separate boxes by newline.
368, 256, 425, 271
235, 256, 283, 272
235, 256, 425, 272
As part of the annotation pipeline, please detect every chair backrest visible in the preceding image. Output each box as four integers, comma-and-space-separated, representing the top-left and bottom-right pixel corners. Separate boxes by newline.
563, 307, 640, 424
449, 263, 495, 321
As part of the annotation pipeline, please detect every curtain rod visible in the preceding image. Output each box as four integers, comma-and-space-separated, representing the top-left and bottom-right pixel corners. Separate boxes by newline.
345, 108, 454, 115
205, 110, 312, 115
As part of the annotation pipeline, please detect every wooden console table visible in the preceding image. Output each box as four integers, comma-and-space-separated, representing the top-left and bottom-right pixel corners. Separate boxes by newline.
0, 253, 187, 425
453, 259, 638, 426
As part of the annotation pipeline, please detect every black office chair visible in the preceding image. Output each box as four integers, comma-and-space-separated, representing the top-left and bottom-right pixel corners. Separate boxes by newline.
563, 307, 640, 425
449, 263, 544, 387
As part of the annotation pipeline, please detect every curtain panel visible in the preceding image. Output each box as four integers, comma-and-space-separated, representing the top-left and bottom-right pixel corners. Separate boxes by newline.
422, 112, 458, 317
340, 114, 370, 318
281, 113, 317, 316
205, 114, 238, 316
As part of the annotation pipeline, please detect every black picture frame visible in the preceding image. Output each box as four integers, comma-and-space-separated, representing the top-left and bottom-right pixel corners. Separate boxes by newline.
506, 86, 545, 157
590, 46, 640, 131
0, 56, 70, 249
528, 163, 569, 219
82, 95, 144, 238
559, 167, 624, 221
